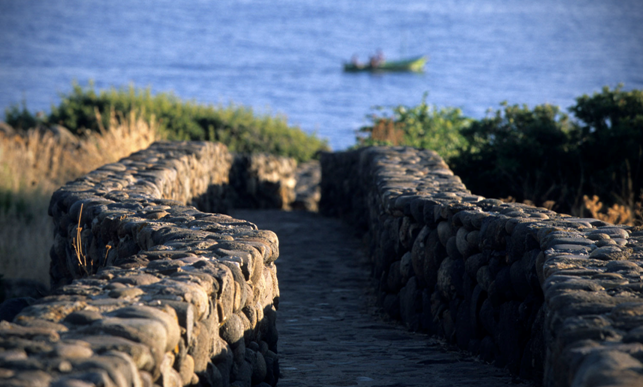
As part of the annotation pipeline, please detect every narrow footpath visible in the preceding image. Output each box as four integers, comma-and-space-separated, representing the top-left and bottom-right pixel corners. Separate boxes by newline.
231, 209, 526, 387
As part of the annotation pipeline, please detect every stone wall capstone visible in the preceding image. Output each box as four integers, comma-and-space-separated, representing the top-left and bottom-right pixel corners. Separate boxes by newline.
1, 141, 293, 387
320, 146, 643, 387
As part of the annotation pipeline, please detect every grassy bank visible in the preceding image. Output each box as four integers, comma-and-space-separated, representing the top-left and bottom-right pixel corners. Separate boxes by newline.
0, 110, 158, 286
1, 82, 329, 289
6, 82, 329, 162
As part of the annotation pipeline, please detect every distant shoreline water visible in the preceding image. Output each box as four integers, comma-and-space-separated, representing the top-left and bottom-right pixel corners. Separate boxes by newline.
1, 0, 642, 149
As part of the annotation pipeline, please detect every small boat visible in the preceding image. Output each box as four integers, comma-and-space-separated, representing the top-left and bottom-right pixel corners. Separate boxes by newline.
343, 55, 427, 72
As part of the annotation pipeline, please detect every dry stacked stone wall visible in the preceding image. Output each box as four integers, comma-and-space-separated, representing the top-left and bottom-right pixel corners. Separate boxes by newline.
320, 146, 643, 387
230, 154, 297, 210
1, 141, 296, 387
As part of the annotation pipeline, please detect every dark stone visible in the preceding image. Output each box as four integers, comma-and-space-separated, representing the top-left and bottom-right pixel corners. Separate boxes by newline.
430, 290, 446, 323
479, 299, 497, 336
442, 309, 455, 343
409, 197, 428, 224
506, 222, 538, 263
387, 261, 403, 293
494, 266, 514, 301
446, 236, 463, 261
399, 277, 422, 331
117, 237, 141, 259
479, 335, 496, 363
456, 300, 472, 350
233, 337, 247, 366
382, 293, 401, 320
411, 226, 431, 288
479, 216, 508, 251
263, 350, 279, 387
465, 253, 489, 279
205, 361, 224, 387
462, 272, 475, 300
213, 341, 234, 387
63, 310, 104, 326
424, 230, 447, 292
510, 259, 531, 300
437, 257, 465, 299
398, 216, 413, 249
476, 265, 493, 293
590, 246, 632, 260
251, 350, 267, 385
495, 301, 523, 373
571, 350, 643, 387
470, 285, 486, 338
260, 306, 278, 352
421, 288, 437, 333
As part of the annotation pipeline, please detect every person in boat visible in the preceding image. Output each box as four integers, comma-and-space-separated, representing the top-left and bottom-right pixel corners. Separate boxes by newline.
369, 49, 384, 68
351, 54, 361, 67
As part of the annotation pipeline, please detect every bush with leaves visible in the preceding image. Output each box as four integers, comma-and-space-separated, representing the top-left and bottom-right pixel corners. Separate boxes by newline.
356, 95, 473, 160
356, 86, 643, 219
452, 86, 643, 216
451, 102, 579, 211
4, 82, 329, 162
571, 85, 643, 212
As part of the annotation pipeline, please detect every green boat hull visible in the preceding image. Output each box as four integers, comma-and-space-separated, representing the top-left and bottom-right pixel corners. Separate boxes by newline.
343, 56, 427, 72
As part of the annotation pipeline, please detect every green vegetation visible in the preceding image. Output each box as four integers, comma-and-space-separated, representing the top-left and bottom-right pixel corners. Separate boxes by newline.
357, 86, 643, 221
571, 86, 643, 212
5, 82, 328, 162
452, 102, 577, 210
356, 95, 472, 160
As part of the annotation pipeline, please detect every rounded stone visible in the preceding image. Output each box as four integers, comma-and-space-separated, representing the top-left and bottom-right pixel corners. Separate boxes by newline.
54, 343, 93, 359
446, 236, 463, 260
437, 257, 465, 299
178, 354, 195, 385
476, 265, 493, 293
107, 305, 181, 353
589, 246, 631, 260
456, 227, 473, 257
465, 253, 488, 279
220, 313, 245, 346
437, 221, 453, 246
108, 287, 144, 299
387, 261, 403, 292
399, 252, 413, 283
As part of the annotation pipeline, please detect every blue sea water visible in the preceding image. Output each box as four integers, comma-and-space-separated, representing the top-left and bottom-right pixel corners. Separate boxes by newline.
0, 0, 642, 150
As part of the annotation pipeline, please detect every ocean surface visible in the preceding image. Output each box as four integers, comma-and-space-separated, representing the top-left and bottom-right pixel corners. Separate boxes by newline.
1, 0, 642, 150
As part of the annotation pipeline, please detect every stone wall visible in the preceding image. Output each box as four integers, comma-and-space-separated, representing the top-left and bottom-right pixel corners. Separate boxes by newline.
1, 141, 294, 387
229, 154, 297, 210
320, 146, 643, 387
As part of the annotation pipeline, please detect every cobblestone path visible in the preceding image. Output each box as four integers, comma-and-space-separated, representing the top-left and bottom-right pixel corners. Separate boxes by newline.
231, 209, 528, 387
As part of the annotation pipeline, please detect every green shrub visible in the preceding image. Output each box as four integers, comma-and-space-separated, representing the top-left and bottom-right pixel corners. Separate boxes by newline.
355, 95, 473, 160
452, 85, 643, 214
570, 85, 643, 211
356, 86, 643, 217
451, 102, 578, 210
4, 100, 38, 131
5, 82, 329, 162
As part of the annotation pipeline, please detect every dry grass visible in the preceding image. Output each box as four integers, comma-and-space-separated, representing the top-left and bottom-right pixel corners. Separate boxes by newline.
499, 196, 556, 211
581, 194, 641, 226
500, 194, 643, 226
368, 118, 405, 145
0, 110, 159, 287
